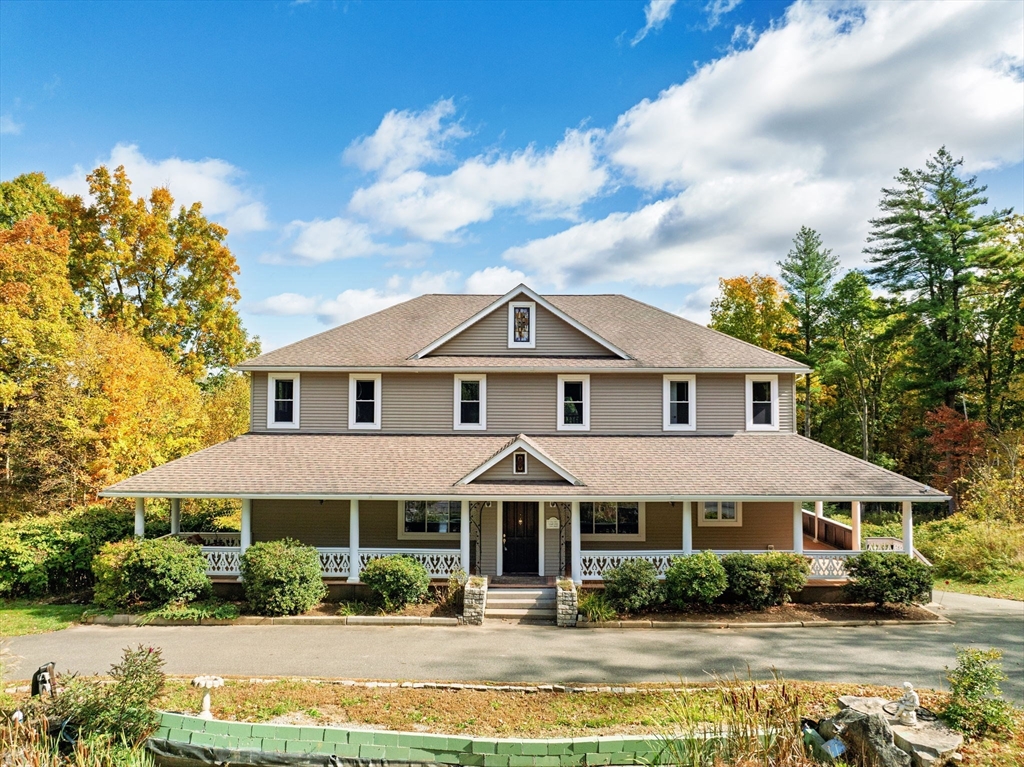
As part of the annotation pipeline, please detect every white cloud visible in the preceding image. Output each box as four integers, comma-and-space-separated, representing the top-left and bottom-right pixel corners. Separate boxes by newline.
349, 128, 608, 241
343, 98, 469, 179
0, 114, 23, 135
464, 266, 531, 294
53, 143, 269, 233
505, 0, 1024, 301
632, 0, 677, 46
705, 0, 741, 30
264, 217, 430, 264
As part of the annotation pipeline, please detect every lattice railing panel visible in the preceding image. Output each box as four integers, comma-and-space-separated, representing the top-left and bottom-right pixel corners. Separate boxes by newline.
359, 548, 462, 578
579, 550, 859, 580
201, 546, 241, 576
318, 548, 351, 578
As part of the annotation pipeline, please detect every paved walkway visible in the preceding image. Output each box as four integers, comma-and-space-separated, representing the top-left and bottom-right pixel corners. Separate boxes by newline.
5, 592, 1022, 702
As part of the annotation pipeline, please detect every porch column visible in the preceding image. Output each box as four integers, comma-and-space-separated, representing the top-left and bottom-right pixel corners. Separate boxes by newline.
537, 503, 545, 577
240, 498, 252, 555
813, 500, 823, 542
570, 501, 581, 584
170, 498, 181, 536
681, 500, 692, 555
460, 500, 470, 573
902, 500, 914, 559
348, 499, 360, 583
495, 501, 503, 577
851, 500, 861, 551
792, 501, 804, 554
134, 498, 145, 538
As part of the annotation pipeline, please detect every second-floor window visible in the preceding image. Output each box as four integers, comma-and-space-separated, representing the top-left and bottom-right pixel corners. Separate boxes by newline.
267, 374, 299, 429
349, 373, 382, 430
663, 374, 696, 431
454, 374, 486, 430
746, 374, 779, 431
558, 374, 590, 430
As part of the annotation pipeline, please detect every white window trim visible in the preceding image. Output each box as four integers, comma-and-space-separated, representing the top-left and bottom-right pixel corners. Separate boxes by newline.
557, 374, 590, 431
745, 374, 779, 431
662, 374, 697, 431
266, 373, 300, 429
697, 500, 744, 527
507, 301, 537, 349
396, 500, 462, 541
349, 373, 382, 430
578, 501, 646, 542
512, 451, 528, 475
453, 374, 487, 430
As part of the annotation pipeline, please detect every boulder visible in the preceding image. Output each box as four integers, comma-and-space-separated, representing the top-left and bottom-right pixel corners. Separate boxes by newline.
838, 696, 964, 767
818, 708, 911, 767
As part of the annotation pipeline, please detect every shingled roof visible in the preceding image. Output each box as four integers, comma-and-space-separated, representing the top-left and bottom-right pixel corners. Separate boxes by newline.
101, 432, 946, 501
237, 290, 808, 372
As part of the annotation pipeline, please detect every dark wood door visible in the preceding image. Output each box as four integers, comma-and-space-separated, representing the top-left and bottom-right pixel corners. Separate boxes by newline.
503, 502, 538, 574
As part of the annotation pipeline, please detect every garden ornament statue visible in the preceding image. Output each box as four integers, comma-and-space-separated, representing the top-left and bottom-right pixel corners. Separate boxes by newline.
893, 682, 920, 726
192, 675, 224, 720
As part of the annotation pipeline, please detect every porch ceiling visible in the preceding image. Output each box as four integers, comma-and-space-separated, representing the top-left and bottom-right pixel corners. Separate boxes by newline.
100, 433, 947, 502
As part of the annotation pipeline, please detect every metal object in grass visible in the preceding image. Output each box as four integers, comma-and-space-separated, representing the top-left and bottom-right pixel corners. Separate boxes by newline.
192, 675, 224, 720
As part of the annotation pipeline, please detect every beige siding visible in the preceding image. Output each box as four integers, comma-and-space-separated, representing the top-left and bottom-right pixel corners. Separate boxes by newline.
780, 373, 795, 433
690, 501, 793, 550
433, 299, 613, 357
252, 499, 350, 547
590, 374, 662, 432
381, 373, 452, 432
487, 374, 558, 431
696, 374, 746, 432
579, 502, 682, 551
301, 373, 348, 431
479, 504, 498, 576
475, 453, 567, 483
250, 372, 268, 432
543, 504, 568, 577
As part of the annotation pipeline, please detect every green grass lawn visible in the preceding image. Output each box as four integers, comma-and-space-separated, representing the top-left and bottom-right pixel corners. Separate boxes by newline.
936, 577, 1024, 602
0, 599, 85, 636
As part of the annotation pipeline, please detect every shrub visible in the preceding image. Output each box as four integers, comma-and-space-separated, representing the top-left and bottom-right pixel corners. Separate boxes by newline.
360, 555, 430, 611
844, 551, 933, 607
943, 647, 1014, 737
601, 558, 663, 614
721, 552, 810, 609
92, 537, 211, 609
240, 539, 327, 616
759, 552, 810, 605
577, 590, 617, 622
664, 551, 728, 608
917, 517, 1024, 583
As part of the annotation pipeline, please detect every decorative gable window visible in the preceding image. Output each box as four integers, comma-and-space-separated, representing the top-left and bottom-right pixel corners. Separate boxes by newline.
579, 501, 644, 541
267, 374, 300, 429
745, 374, 779, 431
662, 374, 696, 431
398, 500, 462, 540
349, 373, 382, 430
507, 300, 536, 349
557, 374, 590, 431
698, 500, 742, 527
512, 451, 528, 474
454, 375, 486, 430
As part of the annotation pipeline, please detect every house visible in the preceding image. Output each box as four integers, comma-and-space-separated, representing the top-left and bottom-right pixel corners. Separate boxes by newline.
100, 284, 946, 590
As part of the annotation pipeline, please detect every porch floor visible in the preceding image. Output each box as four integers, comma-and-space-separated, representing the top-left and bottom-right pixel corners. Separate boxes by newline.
804, 535, 841, 551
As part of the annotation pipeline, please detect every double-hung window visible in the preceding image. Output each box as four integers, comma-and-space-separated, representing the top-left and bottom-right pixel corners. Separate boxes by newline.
698, 500, 742, 527
745, 374, 779, 431
663, 375, 696, 431
349, 373, 381, 430
398, 500, 463, 540
578, 501, 644, 541
266, 374, 300, 429
454, 375, 486, 430
508, 301, 536, 349
557, 374, 590, 431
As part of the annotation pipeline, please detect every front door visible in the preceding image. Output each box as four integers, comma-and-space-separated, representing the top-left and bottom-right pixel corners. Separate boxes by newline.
503, 502, 538, 574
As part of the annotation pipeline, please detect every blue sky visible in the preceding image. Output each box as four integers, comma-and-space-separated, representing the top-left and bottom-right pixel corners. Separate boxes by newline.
2, 0, 1022, 351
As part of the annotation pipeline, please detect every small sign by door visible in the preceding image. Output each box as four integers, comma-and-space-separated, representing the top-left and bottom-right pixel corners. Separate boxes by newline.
545, 516, 559, 529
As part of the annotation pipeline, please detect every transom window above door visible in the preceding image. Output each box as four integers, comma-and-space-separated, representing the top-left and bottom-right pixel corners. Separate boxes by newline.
349, 373, 381, 430
454, 375, 486, 430
266, 374, 300, 429
558, 374, 590, 431
579, 501, 644, 540
663, 374, 696, 431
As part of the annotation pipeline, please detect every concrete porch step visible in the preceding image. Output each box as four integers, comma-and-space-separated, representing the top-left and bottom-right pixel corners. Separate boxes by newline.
485, 607, 558, 620
487, 598, 557, 608
486, 588, 553, 598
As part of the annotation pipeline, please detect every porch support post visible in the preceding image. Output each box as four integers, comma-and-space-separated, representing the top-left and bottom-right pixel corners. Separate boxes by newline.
459, 500, 470, 573
681, 500, 692, 555
851, 500, 861, 551
537, 503, 545, 577
240, 498, 252, 555
348, 499, 360, 582
570, 501, 581, 584
813, 500, 823, 542
495, 501, 503, 577
792, 501, 803, 554
134, 498, 145, 538
902, 500, 913, 559
170, 498, 181, 536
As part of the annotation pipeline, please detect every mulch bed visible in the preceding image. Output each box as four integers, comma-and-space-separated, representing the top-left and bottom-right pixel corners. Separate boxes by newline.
610, 603, 941, 623
302, 601, 458, 618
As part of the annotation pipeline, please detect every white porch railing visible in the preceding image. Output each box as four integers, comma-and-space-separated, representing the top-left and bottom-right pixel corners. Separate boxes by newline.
359, 548, 462, 579
194, 544, 460, 579
201, 546, 241, 576
864, 537, 932, 565
175, 532, 241, 546
579, 550, 864, 581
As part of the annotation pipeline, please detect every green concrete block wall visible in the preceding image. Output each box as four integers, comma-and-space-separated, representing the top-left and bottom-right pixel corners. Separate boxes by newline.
153, 712, 676, 766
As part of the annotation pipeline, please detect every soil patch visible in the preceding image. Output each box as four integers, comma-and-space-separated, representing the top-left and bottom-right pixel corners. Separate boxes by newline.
302, 601, 457, 618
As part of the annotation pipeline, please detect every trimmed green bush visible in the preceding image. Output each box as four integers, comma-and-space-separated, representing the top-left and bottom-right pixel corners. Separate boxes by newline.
664, 551, 728, 607
91, 537, 211, 609
759, 551, 811, 604
601, 558, 663, 614
844, 551, 933, 606
360, 554, 430, 611
721, 552, 808, 609
240, 538, 327, 616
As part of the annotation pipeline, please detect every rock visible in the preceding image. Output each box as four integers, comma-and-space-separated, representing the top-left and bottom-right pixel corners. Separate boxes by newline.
818, 708, 911, 767
839, 696, 964, 767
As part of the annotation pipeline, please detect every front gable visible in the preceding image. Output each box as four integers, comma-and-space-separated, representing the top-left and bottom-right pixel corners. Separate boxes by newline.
458, 435, 582, 486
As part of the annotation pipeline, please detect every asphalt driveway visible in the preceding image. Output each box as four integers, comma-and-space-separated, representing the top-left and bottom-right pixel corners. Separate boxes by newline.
5, 591, 1022, 702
